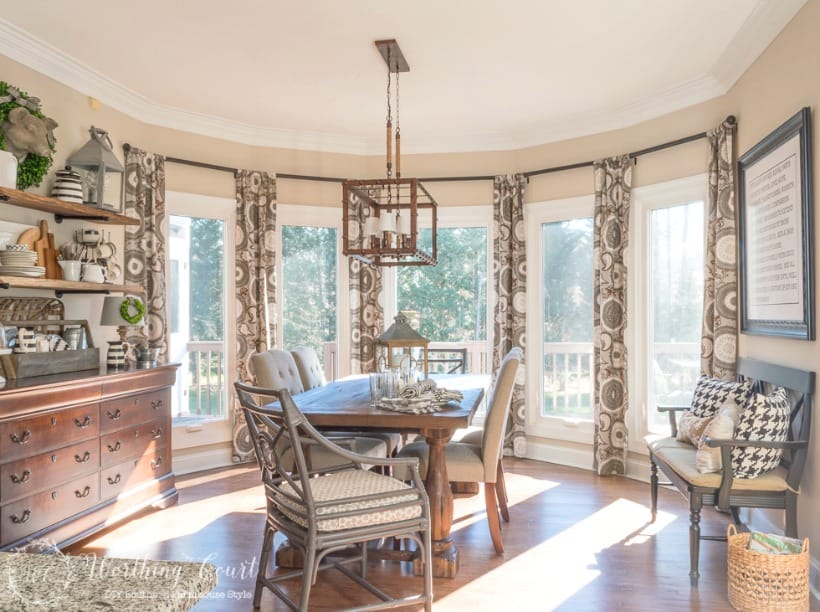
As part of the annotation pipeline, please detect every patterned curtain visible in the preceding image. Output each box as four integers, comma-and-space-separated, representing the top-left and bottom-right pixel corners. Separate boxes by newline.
232, 169, 277, 462
492, 174, 527, 457
701, 120, 738, 380
592, 155, 632, 476
123, 147, 168, 358
349, 191, 383, 374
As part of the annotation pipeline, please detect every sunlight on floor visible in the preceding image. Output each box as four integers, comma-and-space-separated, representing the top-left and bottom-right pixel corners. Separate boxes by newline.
438, 498, 677, 610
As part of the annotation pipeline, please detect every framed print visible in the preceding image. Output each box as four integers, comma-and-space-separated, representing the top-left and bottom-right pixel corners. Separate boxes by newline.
738, 107, 814, 340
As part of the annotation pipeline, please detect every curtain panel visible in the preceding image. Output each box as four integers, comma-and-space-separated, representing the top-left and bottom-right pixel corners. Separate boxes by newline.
492, 174, 527, 457
592, 156, 632, 476
123, 147, 169, 359
349, 192, 384, 374
701, 120, 738, 380
232, 169, 277, 462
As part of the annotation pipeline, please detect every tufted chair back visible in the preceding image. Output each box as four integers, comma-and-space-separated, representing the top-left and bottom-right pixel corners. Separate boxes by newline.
251, 349, 305, 396
291, 346, 327, 391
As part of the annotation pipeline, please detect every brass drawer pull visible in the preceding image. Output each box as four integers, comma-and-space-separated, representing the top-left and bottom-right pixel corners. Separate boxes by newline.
107, 441, 121, 453
150, 457, 163, 470
75, 486, 91, 498
74, 416, 92, 428
151, 399, 163, 410
10, 470, 31, 484
107, 474, 121, 485
107, 408, 122, 420
10, 510, 31, 524
10, 430, 31, 445
75, 451, 92, 463
151, 428, 162, 440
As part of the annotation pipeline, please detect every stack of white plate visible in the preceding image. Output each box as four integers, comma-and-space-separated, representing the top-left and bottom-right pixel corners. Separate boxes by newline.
0, 249, 44, 277
50, 166, 84, 204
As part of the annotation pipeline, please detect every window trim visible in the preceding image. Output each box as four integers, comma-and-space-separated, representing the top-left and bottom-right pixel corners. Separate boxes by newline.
276, 204, 350, 378
524, 195, 595, 443
627, 173, 707, 452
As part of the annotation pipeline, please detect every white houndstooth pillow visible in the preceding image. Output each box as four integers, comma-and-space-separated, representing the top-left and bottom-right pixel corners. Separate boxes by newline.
731, 387, 790, 478
690, 375, 753, 418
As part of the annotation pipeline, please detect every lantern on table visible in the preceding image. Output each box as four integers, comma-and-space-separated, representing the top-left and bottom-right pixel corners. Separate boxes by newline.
375, 312, 429, 380
67, 126, 125, 212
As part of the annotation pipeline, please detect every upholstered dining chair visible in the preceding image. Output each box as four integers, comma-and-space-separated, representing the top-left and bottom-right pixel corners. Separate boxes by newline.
290, 345, 327, 391
251, 348, 388, 468
394, 347, 522, 553
235, 381, 433, 611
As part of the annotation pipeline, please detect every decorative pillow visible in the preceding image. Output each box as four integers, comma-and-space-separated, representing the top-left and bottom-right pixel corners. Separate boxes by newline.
731, 387, 790, 478
690, 375, 754, 418
676, 410, 715, 446
696, 400, 743, 473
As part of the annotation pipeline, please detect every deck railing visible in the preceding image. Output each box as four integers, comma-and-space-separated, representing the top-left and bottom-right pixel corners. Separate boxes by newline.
185, 340, 226, 417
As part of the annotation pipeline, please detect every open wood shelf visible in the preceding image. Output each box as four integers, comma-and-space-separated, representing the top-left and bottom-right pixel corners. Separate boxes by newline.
0, 186, 139, 225
0, 276, 143, 296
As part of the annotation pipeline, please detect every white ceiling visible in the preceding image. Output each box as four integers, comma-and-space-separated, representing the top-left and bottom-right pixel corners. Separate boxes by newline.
0, 0, 806, 155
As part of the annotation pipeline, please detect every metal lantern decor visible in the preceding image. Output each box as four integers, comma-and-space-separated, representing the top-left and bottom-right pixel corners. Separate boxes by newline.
67, 126, 125, 212
376, 312, 430, 378
342, 39, 438, 267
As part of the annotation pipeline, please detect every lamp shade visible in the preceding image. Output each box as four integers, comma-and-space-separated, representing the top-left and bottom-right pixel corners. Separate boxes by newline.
100, 296, 128, 326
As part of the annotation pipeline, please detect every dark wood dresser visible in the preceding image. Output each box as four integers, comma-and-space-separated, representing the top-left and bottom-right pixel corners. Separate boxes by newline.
0, 364, 178, 551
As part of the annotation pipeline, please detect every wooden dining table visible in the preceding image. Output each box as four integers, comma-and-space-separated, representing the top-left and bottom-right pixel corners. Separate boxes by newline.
289, 373, 489, 579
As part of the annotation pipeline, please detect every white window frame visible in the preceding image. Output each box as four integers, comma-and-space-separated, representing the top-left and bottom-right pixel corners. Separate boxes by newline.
276, 204, 350, 378
627, 174, 707, 453
524, 195, 595, 444
167, 191, 236, 451
383, 205, 494, 372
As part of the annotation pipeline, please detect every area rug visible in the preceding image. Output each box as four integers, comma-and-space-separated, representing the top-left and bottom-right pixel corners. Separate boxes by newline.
0, 551, 218, 611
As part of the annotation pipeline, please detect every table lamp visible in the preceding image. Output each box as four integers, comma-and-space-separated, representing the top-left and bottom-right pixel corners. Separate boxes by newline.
100, 295, 145, 342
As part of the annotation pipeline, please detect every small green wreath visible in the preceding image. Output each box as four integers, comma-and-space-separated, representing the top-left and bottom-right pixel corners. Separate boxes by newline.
120, 297, 146, 325
0, 81, 57, 190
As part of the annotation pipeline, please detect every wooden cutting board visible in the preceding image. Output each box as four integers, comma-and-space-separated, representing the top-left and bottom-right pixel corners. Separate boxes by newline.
36, 219, 61, 279
16, 227, 40, 252
46, 227, 62, 280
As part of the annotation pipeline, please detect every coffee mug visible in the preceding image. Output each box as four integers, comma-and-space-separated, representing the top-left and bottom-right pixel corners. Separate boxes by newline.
14, 328, 36, 354
59, 260, 83, 282
81, 263, 105, 283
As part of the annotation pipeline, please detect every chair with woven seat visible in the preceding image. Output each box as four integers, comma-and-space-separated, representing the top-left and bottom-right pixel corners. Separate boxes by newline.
251, 348, 387, 468
235, 381, 433, 611
395, 347, 522, 553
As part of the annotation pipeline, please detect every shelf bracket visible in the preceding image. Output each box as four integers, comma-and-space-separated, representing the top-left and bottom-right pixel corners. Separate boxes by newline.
55, 289, 112, 298
54, 214, 111, 224
0, 282, 9, 289
0, 194, 9, 202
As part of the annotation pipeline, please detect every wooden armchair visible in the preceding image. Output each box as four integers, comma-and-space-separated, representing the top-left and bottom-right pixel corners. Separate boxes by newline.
647, 358, 814, 586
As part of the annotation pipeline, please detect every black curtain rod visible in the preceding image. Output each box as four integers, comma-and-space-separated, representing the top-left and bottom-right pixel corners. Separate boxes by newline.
124, 115, 735, 185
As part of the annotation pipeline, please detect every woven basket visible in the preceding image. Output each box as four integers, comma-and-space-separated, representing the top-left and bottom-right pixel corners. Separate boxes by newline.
727, 524, 809, 611
0, 297, 65, 335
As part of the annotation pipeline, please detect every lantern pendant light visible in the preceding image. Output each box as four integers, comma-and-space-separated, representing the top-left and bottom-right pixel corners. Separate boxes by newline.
342, 39, 438, 267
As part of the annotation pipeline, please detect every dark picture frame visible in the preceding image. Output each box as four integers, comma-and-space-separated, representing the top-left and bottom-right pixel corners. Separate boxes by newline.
738, 107, 814, 340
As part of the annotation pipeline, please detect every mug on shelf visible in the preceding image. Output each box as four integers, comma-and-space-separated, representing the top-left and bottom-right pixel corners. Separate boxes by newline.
58, 260, 83, 282
81, 263, 105, 283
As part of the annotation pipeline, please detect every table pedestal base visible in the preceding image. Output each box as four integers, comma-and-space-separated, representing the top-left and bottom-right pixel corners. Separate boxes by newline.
414, 536, 458, 578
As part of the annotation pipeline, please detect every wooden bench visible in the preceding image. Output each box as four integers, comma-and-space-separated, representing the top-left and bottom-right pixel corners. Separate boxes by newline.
646, 357, 815, 586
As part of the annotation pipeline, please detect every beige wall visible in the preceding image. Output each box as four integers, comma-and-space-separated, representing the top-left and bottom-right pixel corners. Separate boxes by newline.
1, 0, 819, 557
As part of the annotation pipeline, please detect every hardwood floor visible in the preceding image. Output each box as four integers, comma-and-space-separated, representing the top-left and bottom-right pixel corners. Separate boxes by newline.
65, 459, 796, 610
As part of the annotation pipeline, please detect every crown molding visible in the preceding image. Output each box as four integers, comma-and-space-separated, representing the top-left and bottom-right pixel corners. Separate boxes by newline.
0, 0, 806, 156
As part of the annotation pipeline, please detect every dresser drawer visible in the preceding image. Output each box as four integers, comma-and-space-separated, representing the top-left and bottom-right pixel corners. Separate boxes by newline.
100, 389, 169, 433
100, 445, 171, 501
0, 474, 99, 546
99, 420, 167, 468
1, 439, 99, 504
0, 404, 100, 462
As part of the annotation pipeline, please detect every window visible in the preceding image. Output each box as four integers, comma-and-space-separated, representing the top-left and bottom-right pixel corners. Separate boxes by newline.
630, 175, 706, 440
525, 196, 595, 444
388, 206, 492, 375
277, 205, 347, 380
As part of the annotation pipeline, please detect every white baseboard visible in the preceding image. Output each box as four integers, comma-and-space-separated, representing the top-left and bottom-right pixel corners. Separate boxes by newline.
525, 439, 592, 471
172, 445, 234, 476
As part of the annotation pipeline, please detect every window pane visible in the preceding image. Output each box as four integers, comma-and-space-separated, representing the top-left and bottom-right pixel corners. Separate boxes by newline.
169, 215, 227, 419
541, 218, 593, 418
282, 225, 338, 372
649, 201, 704, 427
397, 227, 487, 374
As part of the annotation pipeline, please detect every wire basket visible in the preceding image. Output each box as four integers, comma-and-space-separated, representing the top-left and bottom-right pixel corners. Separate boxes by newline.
727, 524, 809, 611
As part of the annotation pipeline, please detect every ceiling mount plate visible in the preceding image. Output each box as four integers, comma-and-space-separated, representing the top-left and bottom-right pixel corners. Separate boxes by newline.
375, 39, 409, 73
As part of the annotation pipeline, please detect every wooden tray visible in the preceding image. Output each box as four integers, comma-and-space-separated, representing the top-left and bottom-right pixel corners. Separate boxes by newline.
0, 319, 98, 379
